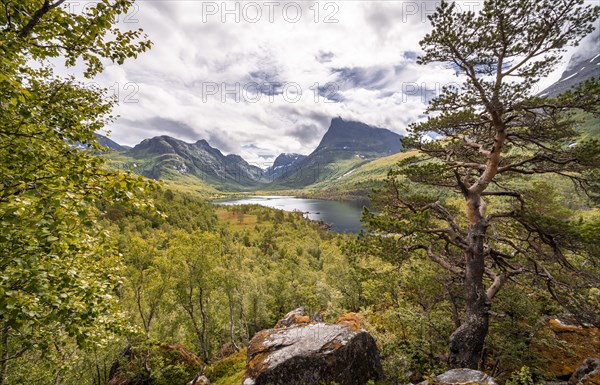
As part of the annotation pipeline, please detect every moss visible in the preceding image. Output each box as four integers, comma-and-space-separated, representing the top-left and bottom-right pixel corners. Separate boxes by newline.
206, 349, 247, 385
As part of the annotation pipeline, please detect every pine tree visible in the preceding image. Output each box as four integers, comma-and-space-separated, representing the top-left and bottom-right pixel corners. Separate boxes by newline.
365, 0, 600, 368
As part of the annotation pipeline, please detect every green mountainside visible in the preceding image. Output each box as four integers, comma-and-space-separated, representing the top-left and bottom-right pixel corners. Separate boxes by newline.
107, 135, 266, 192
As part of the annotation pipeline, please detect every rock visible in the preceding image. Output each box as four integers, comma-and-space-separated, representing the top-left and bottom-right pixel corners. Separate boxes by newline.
187, 374, 210, 385
418, 369, 497, 385
309, 311, 324, 323
243, 311, 383, 385
214, 342, 237, 359
569, 358, 600, 385
274, 307, 309, 328
531, 317, 600, 379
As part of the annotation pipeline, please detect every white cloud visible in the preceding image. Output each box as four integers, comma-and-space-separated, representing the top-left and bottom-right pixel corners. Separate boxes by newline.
59, 0, 596, 165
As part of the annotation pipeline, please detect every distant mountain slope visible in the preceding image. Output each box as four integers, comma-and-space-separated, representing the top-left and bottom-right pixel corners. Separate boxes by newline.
540, 31, 600, 97
266, 153, 307, 181
95, 134, 128, 152
298, 150, 417, 201
112, 136, 266, 191
272, 118, 403, 188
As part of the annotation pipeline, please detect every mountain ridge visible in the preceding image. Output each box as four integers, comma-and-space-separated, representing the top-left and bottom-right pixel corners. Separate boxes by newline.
104, 117, 405, 191
270, 117, 403, 188
122, 135, 265, 190
540, 29, 600, 97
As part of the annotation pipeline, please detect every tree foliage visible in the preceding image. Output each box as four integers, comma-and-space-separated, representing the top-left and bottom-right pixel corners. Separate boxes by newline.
0, 0, 151, 380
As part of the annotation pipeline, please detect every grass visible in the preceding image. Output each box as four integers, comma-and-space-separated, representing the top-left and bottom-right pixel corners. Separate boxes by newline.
574, 112, 600, 140
216, 208, 260, 230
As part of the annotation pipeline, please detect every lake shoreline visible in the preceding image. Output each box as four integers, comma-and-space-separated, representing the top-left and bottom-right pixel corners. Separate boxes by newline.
213, 196, 366, 233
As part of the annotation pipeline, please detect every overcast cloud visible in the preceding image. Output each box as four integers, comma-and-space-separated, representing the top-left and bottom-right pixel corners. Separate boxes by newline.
70, 0, 600, 165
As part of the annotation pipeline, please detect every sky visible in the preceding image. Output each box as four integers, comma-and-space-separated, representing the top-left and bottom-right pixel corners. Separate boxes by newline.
66, 0, 600, 166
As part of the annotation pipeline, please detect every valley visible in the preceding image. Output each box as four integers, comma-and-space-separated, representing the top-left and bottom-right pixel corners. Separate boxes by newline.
2, 1, 600, 385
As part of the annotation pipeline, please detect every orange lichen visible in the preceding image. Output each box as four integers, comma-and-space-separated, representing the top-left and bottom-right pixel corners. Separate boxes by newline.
531, 319, 600, 378
274, 311, 310, 328
336, 313, 365, 331
549, 318, 585, 332
294, 315, 310, 324
247, 351, 270, 376
247, 330, 271, 360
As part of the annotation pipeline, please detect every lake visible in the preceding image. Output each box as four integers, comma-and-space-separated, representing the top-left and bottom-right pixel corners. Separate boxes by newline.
214, 196, 366, 233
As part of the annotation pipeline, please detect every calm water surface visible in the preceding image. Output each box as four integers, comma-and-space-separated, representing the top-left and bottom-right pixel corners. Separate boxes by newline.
214, 196, 366, 233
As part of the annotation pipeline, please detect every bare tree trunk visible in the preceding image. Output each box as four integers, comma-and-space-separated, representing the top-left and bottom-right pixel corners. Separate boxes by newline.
199, 288, 209, 362
252, 297, 258, 335
448, 195, 489, 369
448, 288, 462, 329
228, 293, 240, 351
239, 293, 250, 344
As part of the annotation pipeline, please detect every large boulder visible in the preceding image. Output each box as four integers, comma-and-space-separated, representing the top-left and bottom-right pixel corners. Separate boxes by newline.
418, 369, 497, 385
242, 308, 383, 385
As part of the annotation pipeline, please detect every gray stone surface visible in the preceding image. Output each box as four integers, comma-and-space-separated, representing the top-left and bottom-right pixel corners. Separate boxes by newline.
243, 322, 382, 385
418, 368, 497, 385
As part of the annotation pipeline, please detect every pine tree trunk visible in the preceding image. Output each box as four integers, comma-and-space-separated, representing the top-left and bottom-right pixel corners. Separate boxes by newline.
448, 198, 489, 369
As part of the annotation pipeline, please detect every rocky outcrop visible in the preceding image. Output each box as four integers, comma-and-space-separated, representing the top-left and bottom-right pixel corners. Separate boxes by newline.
531, 317, 600, 380
243, 307, 383, 385
569, 358, 600, 385
418, 369, 497, 385
274, 307, 310, 328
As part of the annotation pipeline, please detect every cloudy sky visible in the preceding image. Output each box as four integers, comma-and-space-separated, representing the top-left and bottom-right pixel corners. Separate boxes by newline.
73, 0, 598, 166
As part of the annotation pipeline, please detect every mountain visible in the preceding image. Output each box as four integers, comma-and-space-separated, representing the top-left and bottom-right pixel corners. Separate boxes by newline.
117, 136, 266, 191
266, 153, 307, 181
72, 134, 126, 152
105, 118, 404, 192
95, 134, 128, 152
272, 117, 403, 188
318, 117, 403, 154
540, 31, 600, 97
